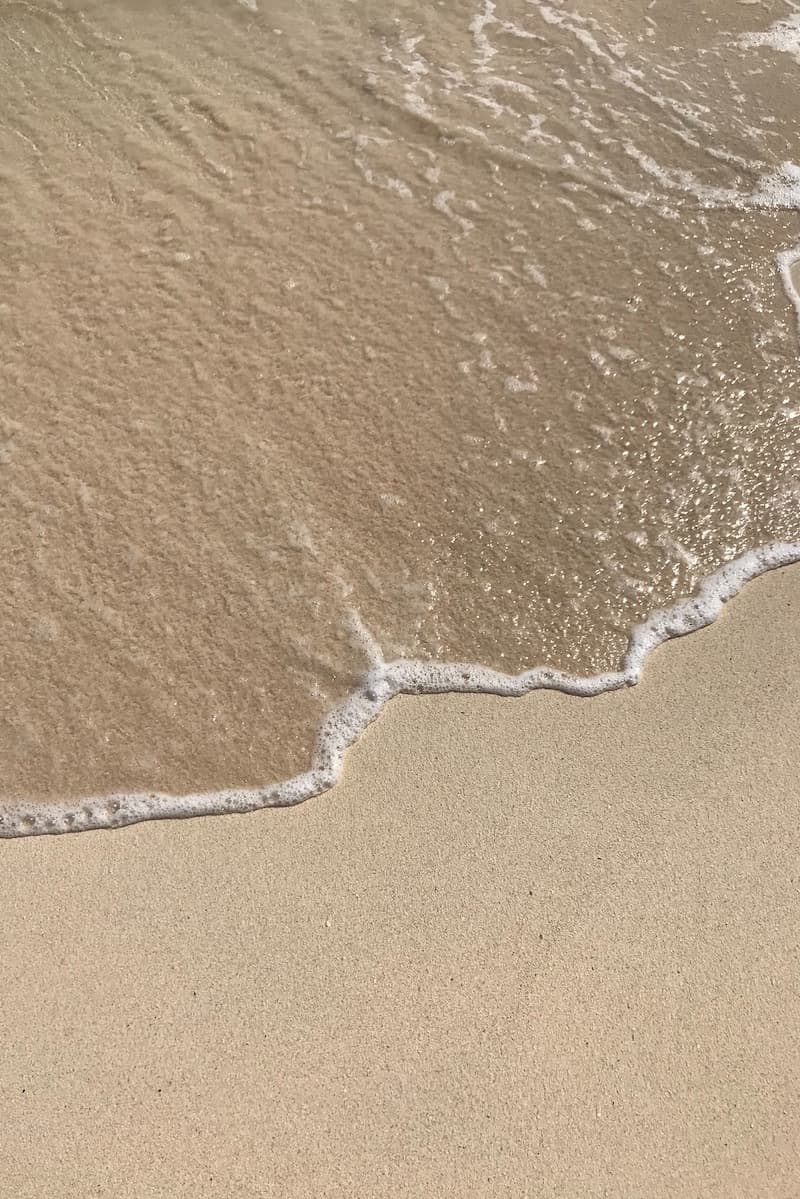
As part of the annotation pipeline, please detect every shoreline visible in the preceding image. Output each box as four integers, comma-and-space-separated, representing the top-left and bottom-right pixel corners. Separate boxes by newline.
2, 541, 799, 838
1, 555, 798, 1196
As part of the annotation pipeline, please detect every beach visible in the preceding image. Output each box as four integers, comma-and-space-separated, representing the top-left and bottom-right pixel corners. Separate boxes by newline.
2, 0, 800, 1191
1, 564, 797, 1197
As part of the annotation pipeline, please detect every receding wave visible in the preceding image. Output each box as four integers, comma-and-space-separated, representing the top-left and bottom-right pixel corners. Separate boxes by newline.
1, 0, 798, 827
2, 543, 798, 837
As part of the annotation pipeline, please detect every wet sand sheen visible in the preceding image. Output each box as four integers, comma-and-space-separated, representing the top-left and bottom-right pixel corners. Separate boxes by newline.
1, 0, 799, 808
0, 564, 798, 1196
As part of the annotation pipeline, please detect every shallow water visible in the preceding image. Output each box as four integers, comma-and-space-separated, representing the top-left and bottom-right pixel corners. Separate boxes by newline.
1, 0, 799, 812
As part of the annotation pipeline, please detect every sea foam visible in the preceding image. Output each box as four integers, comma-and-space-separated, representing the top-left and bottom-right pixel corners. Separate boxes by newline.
2, 543, 798, 838
738, 14, 800, 64
777, 245, 800, 333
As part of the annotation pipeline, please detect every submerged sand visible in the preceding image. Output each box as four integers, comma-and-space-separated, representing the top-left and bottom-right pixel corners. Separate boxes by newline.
1, 564, 797, 1197
2, 0, 800, 805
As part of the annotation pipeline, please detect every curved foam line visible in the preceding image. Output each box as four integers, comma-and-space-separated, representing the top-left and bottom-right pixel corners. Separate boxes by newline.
777, 244, 800, 334
2, 542, 799, 838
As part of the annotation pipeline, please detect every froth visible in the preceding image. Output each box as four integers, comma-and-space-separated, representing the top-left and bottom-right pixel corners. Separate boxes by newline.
738, 15, 800, 63
2, 545, 798, 839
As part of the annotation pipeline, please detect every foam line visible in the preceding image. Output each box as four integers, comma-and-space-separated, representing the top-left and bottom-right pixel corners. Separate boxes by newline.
777, 244, 800, 334
1, 542, 799, 838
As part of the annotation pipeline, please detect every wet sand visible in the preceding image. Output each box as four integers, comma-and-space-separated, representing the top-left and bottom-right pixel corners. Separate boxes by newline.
1, 564, 797, 1197
2, 0, 800, 808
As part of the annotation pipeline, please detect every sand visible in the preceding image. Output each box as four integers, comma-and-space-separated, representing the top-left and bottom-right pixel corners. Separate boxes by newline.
3, 2, 798, 1191
1, 564, 797, 1198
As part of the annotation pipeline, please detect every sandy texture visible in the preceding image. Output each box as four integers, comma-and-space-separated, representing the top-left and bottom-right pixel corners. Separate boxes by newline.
1, 565, 798, 1197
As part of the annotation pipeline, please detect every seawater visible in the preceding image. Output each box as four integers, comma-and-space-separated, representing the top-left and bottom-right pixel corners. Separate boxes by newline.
0, 0, 799, 833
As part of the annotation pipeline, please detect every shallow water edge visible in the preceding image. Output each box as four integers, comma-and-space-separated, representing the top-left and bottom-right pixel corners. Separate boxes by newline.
2, 541, 798, 839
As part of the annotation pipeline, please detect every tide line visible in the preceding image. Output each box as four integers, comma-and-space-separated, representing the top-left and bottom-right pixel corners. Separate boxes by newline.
2, 542, 799, 838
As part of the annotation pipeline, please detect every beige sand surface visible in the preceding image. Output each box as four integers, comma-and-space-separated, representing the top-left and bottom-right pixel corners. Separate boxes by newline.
0, 564, 798, 1198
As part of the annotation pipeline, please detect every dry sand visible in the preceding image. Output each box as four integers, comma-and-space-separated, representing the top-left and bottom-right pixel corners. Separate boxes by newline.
0, 564, 797, 1198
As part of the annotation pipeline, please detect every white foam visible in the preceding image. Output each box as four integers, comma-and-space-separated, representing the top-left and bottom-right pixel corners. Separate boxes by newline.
533, 1, 615, 65
469, 0, 497, 72
619, 145, 800, 212
739, 162, 800, 210
777, 243, 800, 334
738, 14, 800, 63
2, 544, 799, 838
